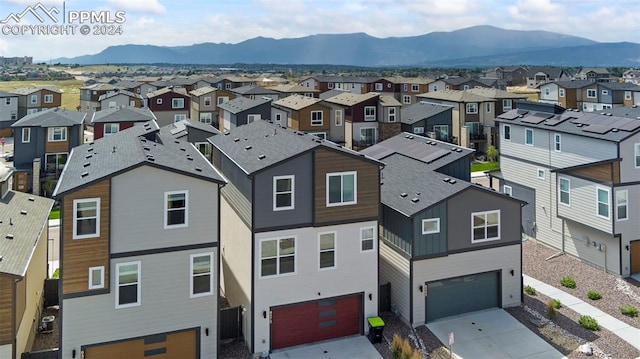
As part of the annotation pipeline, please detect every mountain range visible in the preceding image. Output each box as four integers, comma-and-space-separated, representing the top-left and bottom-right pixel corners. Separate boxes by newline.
49, 25, 640, 67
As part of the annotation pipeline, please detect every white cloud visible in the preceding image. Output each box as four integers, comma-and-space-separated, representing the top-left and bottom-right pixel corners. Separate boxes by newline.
105, 0, 165, 14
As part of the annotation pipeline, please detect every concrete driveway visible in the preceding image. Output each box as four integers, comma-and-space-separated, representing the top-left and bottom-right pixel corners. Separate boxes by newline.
269, 335, 382, 359
427, 308, 566, 359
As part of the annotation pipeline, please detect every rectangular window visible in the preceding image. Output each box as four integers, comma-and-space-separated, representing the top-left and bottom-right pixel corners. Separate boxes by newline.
104, 123, 120, 136
433, 85, 438, 91
616, 190, 628, 221
88, 266, 104, 290
433, 125, 449, 141
554, 133, 561, 152
422, 218, 440, 234
199, 112, 212, 124
27, 108, 38, 115
503, 185, 512, 196
30, 94, 37, 104
328, 82, 334, 89
503, 125, 511, 141
472, 210, 500, 243
260, 237, 295, 277
559, 89, 565, 97
190, 253, 213, 297
10, 111, 16, 120
360, 226, 375, 252
45, 153, 68, 173
164, 190, 188, 228
587, 89, 597, 98
21, 128, 30, 143
204, 97, 212, 106
375, 83, 383, 91
597, 187, 610, 219
172, 98, 184, 109
463, 85, 470, 90
48, 127, 67, 142
402, 95, 411, 104
226, 83, 232, 89
388, 107, 396, 122
311, 111, 323, 126
326, 171, 356, 206
335, 110, 343, 126
466, 103, 478, 114
635, 144, 640, 168
246, 114, 259, 124
4, 98, 10, 105
559, 178, 570, 206
544, 88, 550, 96
196, 142, 212, 157
486, 103, 491, 113
273, 175, 294, 211
174, 114, 186, 122
502, 99, 512, 111
360, 127, 377, 145
217, 96, 229, 105
73, 198, 100, 239
525, 128, 534, 145
625, 91, 632, 100
364, 106, 376, 121
413, 127, 424, 134
116, 261, 140, 308
108, 101, 116, 109
537, 168, 545, 180
44, 94, 54, 103
403, 84, 408, 92
318, 232, 336, 270
411, 84, 420, 92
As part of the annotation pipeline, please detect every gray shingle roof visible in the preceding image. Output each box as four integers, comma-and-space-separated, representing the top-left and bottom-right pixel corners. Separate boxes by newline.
400, 102, 452, 125
319, 89, 349, 100
466, 88, 529, 100
11, 85, 62, 95
158, 119, 220, 140
91, 107, 156, 124
598, 82, 640, 91
98, 89, 143, 102
12, 108, 86, 127
526, 67, 567, 78
53, 121, 226, 196
0, 91, 18, 98
416, 90, 491, 103
231, 85, 279, 96
268, 84, 320, 93
217, 97, 272, 114
189, 86, 217, 97
600, 106, 640, 119
548, 80, 594, 89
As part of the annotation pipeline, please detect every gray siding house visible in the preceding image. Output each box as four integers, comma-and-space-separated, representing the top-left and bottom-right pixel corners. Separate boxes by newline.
0, 91, 19, 137
217, 97, 272, 132
400, 101, 453, 142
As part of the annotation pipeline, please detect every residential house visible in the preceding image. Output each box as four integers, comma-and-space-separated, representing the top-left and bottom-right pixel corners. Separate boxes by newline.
538, 80, 593, 109
11, 86, 62, 119
0, 91, 19, 137
396, 78, 434, 106
52, 121, 226, 359
98, 90, 144, 110
299, 75, 374, 94
400, 101, 453, 141
493, 102, 640, 277
230, 85, 281, 101
0, 166, 54, 359
575, 68, 612, 82
377, 95, 403, 142
11, 108, 85, 194
147, 87, 191, 126
214, 76, 257, 91
189, 87, 218, 126
579, 82, 640, 112
622, 69, 640, 85
79, 83, 124, 116
361, 134, 523, 326
91, 107, 157, 140
428, 77, 492, 92
209, 120, 382, 355
271, 94, 332, 139
323, 92, 381, 150
483, 66, 528, 86
268, 84, 320, 98
159, 119, 220, 158
466, 87, 529, 115
368, 78, 402, 97
113, 80, 157, 97
217, 97, 272, 132
526, 67, 572, 88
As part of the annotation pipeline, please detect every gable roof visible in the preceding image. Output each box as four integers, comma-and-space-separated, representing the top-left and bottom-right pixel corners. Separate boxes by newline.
159, 119, 221, 140
319, 89, 349, 100
322, 92, 379, 106
98, 89, 143, 102
230, 85, 279, 96
416, 89, 491, 103
272, 94, 324, 111
466, 88, 529, 100
10, 85, 62, 95
91, 106, 156, 124
189, 86, 217, 97
12, 108, 85, 127
597, 82, 640, 91
300, 75, 376, 84
0, 91, 18, 98
379, 95, 402, 107
546, 79, 594, 89
400, 102, 453, 125
147, 87, 188, 98
80, 83, 123, 91
217, 96, 272, 114
113, 80, 143, 89
526, 67, 567, 78
269, 84, 320, 94
53, 121, 225, 196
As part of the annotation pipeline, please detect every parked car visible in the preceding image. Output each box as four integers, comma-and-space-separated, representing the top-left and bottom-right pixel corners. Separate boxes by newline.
3, 152, 14, 161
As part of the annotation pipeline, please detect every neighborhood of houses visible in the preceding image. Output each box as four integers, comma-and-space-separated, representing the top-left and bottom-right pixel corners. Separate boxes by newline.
0, 64, 640, 359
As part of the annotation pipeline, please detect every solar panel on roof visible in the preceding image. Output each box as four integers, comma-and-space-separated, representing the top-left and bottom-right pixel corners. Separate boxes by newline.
364, 146, 394, 159
542, 115, 567, 126
498, 112, 520, 120
618, 120, 640, 132
582, 124, 611, 134
516, 109, 529, 115
521, 115, 548, 124
420, 149, 450, 164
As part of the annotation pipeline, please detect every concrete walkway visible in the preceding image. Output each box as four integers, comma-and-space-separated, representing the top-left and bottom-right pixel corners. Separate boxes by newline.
523, 275, 640, 351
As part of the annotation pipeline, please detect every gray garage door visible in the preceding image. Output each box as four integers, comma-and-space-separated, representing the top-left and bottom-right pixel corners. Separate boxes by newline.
425, 271, 500, 323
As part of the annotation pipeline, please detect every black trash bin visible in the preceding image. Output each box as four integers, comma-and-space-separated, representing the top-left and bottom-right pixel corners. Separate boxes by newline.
367, 316, 385, 344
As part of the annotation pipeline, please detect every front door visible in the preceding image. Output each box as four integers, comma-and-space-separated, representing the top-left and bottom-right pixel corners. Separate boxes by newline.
631, 241, 640, 274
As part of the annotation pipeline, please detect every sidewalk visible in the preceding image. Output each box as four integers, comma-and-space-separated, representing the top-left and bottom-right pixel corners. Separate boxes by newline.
523, 275, 640, 351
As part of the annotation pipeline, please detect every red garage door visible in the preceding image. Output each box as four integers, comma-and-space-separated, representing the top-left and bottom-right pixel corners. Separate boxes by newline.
271, 294, 362, 350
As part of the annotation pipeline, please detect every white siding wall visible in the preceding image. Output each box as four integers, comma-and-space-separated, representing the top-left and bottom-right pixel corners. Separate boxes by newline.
539, 83, 558, 102
619, 132, 640, 183
563, 221, 620, 275
252, 221, 378, 354
379, 241, 410, 324
557, 176, 612, 234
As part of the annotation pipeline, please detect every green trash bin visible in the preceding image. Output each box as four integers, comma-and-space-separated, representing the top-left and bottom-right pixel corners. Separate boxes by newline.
367, 316, 385, 344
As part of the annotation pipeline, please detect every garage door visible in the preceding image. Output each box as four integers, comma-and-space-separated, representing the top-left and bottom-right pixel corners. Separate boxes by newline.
271, 294, 362, 350
84, 328, 197, 359
425, 271, 500, 323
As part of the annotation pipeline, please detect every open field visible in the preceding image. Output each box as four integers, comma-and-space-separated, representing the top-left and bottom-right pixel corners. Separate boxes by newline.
0, 79, 83, 110
508, 85, 539, 101
51, 65, 130, 74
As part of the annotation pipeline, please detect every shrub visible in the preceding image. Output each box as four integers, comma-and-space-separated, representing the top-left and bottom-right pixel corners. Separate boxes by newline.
546, 300, 558, 320
524, 285, 536, 295
550, 298, 562, 309
52, 268, 59, 279
579, 315, 599, 331
560, 276, 576, 289
392, 334, 403, 359
401, 339, 413, 359
587, 290, 602, 300
619, 305, 638, 318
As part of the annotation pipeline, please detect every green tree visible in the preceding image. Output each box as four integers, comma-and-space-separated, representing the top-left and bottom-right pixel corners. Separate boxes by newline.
486, 145, 499, 162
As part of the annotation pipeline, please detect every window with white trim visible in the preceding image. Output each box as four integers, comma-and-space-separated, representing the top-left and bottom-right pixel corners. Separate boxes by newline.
4, 97, 10, 105
27, 108, 38, 115
403, 84, 408, 92
225, 83, 232, 89
104, 123, 119, 136
466, 103, 478, 114
364, 106, 376, 121
360, 226, 375, 252
309, 132, 326, 139
190, 253, 213, 297
596, 187, 610, 219
174, 114, 186, 122
21, 128, 30, 143
422, 218, 440, 234
204, 97, 212, 106
413, 127, 424, 134
554, 133, 561, 152
525, 128, 534, 145
635, 143, 640, 168
335, 110, 343, 126
273, 175, 294, 211
616, 190, 628, 221
311, 111, 323, 126
433, 85, 438, 91
318, 232, 336, 270
247, 114, 260, 123
412, 84, 420, 92
199, 112, 212, 124
388, 107, 396, 122
217, 96, 229, 105
196, 142, 212, 157
472, 210, 500, 243
503, 125, 511, 140
108, 101, 117, 109
544, 88, 550, 96
503, 185, 512, 196
559, 89, 565, 97
587, 89, 597, 98
88, 266, 104, 290
326, 171, 356, 206
116, 261, 140, 308
601, 89, 608, 95
48, 127, 67, 142
559, 178, 570, 206
402, 95, 411, 104
30, 95, 37, 104
44, 94, 54, 103
537, 169, 545, 180
164, 190, 188, 228
625, 91, 632, 100
433, 125, 449, 141
260, 237, 295, 277
172, 98, 184, 108
156, 98, 162, 105
375, 83, 383, 91
502, 99, 512, 111
73, 198, 100, 239
360, 127, 377, 145
328, 82, 334, 89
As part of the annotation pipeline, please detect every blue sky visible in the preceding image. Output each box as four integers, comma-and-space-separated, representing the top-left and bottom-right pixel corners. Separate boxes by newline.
0, 0, 638, 61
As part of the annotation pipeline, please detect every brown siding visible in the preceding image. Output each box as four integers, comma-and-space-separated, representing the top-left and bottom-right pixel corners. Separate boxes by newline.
45, 134, 70, 154
378, 122, 401, 142
15, 277, 26, 328
62, 179, 110, 295
566, 161, 620, 184
84, 328, 197, 359
148, 93, 191, 112
41, 89, 62, 108
298, 105, 330, 132
0, 274, 13, 344
314, 148, 379, 224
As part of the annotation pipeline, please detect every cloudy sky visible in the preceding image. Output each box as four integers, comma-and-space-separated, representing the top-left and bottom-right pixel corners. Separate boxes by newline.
1, 0, 638, 61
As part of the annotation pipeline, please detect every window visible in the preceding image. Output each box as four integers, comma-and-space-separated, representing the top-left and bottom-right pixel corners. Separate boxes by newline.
273, 175, 294, 211
44, 94, 53, 103
537, 168, 545, 180
360, 226, 375, 252
45, 153, 68, 173
104, 123, 119, 136
108, 101, 116, 109
463, 85, 470, 90
225, 83, 232, 89
309, 132, 326, 139
10, 111, 16, 120
360, 127, 377, 145
89, 266, 104, 290
204, 97, 212, 106
466, 103, 478, 114
544, 88, 550, 96
260, 237, 295, 277
335, 110, 343, 126
597, 187, 610, 219
247, 114, 260, 123
411, 84, 420, 92
413, 127, 424, 134
402, 95, 411, 104
199, 112, 212, 124
21, 128, 30, 143
433, 85, 438, 91
388, 107, 396, 122
625, 91, 632, 100
525, 128, 534, 145
164, 190, 188, 228
503, 125, 511, 141
174, 114, 186, 122
73, 198, 100, 239
156, 98, 162, 105
602, 89, 608, 96
48, 127, 67, 142
635, 143, 640, 168
503, 185, 512, 196
190, 253, 213, 297
196, 142, 212, 157
587, 89, 597, 98
30, 94, 37, 104
328, 82, 334, 89
4, 98, 10, 105
472, 210, 500, 243
318, 232, 336, 270
616, 190, 628, 221
311, 111, 323, 126
116, 261, 140, 308
403, 84, 408, 92
486, 103, 491, 113
375, 83, 383, 91
27, 108, 38, 115
172, 98, 184, 109
422, 218, 440, 234
554, 133, 561, 152
559, 178, 570, 206
433, 125, 449, 141
129, 100, 135, 107
217, 96, 229, 104
326, 171, 356, 206
559, 89, 565, 97
364, 106, 376, 121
